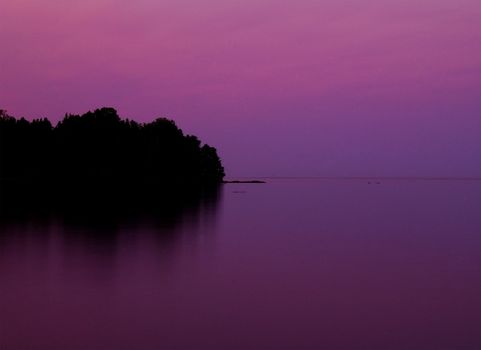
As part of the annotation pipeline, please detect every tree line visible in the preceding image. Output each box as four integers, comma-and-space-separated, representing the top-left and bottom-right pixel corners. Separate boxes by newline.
0, 107, 225, 186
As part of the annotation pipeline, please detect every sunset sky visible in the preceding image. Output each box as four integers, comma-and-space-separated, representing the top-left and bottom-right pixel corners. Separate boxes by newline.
1, 0, 480, 177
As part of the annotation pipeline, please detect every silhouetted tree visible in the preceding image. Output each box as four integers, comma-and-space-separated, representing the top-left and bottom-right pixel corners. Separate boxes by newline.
0, 108, 225, 187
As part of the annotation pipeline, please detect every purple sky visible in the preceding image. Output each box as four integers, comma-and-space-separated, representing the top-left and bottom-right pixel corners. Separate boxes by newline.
1, 0, 480, 177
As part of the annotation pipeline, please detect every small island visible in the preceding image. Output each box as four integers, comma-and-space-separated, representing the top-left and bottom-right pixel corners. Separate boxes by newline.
223, 180, 266, 183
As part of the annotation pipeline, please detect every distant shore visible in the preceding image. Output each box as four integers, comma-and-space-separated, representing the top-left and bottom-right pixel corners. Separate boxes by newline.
223, 180, 266, 183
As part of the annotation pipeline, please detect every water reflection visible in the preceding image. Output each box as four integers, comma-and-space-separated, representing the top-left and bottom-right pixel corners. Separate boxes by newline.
0, 183, 223, 279
0, 179, 479, 350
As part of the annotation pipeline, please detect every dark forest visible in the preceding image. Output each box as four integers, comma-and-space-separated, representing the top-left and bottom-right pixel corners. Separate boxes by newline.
0, 108, 224, 218
0, 107, 224, 185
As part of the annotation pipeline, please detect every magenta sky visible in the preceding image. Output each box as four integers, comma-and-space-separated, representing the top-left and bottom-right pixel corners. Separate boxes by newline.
1, 0, 480, 177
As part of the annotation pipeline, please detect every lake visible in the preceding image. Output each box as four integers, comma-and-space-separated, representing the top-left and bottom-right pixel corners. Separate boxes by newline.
0, 178, 480, 350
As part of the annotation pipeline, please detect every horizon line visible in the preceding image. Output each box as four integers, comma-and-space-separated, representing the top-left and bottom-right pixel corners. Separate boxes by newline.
226, 176, 481, 181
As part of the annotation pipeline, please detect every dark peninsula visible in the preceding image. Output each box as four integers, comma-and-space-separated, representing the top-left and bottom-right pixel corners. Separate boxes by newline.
0, 107, 224, 184
0, 108, 224, 219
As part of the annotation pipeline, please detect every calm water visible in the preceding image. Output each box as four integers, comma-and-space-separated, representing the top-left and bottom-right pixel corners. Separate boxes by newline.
0, 179, 480, 350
